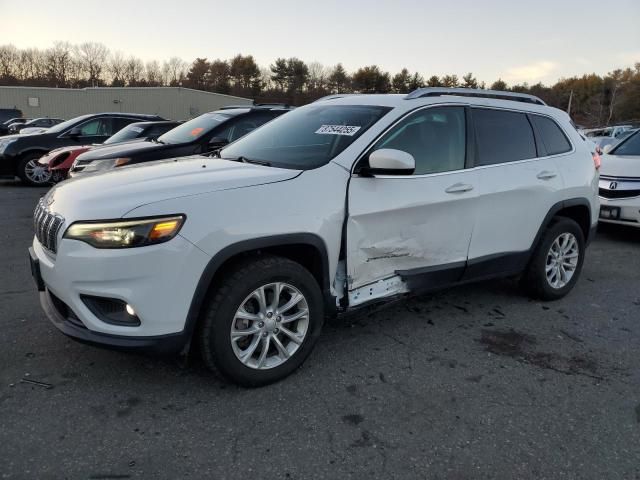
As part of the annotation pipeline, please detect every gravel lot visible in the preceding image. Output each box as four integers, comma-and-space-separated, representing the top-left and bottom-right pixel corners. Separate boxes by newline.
1, 179, 639, 480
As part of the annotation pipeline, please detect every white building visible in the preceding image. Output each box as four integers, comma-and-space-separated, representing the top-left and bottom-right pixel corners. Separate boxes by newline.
0, 86, 253, 121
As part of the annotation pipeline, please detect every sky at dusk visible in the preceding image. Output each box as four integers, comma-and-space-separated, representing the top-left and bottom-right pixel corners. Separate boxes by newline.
1, 0, 639, 85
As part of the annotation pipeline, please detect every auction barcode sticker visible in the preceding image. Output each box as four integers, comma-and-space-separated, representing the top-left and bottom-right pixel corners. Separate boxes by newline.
315, 125, 362, 136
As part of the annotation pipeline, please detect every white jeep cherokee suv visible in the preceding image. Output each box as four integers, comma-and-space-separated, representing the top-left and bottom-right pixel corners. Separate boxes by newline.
29, 88, 599, 386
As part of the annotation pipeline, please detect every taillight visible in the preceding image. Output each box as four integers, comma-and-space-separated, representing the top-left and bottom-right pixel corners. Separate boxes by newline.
592, 151, 601, 170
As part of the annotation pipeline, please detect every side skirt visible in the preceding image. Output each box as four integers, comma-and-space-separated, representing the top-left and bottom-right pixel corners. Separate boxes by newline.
345, 251, 529, 310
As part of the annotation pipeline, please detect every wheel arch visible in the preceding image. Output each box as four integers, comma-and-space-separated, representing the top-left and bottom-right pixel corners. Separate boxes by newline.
531, 198, 593, 253
182, 233, 334, 347
16, 149, 49, 171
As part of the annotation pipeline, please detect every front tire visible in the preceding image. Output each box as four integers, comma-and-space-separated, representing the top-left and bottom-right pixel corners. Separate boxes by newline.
522, 217, 585, 300
198, 255, 324, 387
17, 153, 52, 186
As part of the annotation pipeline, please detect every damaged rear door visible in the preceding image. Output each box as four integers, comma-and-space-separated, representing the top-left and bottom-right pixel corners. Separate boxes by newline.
345, 105, 477, 305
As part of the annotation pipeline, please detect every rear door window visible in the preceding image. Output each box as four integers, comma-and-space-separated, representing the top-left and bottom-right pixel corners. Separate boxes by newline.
473, 109, 537, 165
530, 115, 571, 155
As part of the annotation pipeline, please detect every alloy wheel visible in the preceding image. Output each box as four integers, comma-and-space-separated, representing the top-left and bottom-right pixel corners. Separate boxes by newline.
545, 232, 579, 289
230, 282, 309, 370
24, 159, 52, 185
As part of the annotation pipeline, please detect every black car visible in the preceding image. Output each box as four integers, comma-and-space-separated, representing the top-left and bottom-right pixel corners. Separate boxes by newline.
0, 112, 165, 185
100, 120, 182, 146
0, 117, 28, 136
8, 117, 64, 134
69, 105, 292, 176
0, 109, 22, 124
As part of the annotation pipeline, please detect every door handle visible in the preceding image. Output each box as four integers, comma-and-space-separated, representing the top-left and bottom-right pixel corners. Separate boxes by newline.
445, 183, 474, 194
536, 171, 557, 180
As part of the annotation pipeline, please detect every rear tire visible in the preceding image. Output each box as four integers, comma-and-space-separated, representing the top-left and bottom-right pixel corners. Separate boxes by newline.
522, 217, 585, 300
198, 255, 324, 387
17, 153, 52, 186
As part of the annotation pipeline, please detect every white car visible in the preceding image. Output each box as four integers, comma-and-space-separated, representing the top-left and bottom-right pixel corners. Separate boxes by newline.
585, 125, 634, 149
598, 129, 640, 227
29, 88, 599, 386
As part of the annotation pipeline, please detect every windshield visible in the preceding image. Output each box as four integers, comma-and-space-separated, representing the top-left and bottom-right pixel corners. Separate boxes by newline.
157, 113, 231, 144
220, 105, 391, 169
611, 130, 640, 156
104, 124, 144, 145
47, 114, 93, 134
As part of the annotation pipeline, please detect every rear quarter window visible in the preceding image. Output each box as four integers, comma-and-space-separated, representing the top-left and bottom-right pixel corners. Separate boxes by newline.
473, 108, 537, 166
530, 115, 572, 155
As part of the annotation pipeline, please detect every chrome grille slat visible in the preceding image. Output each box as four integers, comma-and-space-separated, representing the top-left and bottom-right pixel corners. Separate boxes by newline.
33, 198, 65, 253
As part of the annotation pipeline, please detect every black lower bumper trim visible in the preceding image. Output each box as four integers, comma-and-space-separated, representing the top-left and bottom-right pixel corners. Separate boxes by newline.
40, 289, 188, 354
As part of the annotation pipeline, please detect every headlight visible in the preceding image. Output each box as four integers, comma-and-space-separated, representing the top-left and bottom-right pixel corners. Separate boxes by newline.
81, 157, 131, 173
0, 139, 16, 154
64, 215, 185, 248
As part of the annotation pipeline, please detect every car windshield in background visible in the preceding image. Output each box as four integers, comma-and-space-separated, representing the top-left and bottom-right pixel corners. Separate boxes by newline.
611, 130, 640, 156
104, 125, 144, 145
220, 105, 391, 169
157, 113, 231, 144
46, 115, 93, 134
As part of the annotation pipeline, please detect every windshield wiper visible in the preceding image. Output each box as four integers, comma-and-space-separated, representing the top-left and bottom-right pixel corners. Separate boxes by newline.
221, 155, 271, 166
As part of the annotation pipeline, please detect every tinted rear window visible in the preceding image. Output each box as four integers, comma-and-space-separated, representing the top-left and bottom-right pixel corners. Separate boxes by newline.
530, 115, 571, 155
473, 109, 536, 166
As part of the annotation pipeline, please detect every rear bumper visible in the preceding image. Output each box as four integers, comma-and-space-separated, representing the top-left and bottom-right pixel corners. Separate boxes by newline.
39, 287, 188, 354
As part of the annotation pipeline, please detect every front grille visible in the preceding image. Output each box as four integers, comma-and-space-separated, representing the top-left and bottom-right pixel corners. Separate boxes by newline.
33, 199, 65, 253
599, 188, 640, 199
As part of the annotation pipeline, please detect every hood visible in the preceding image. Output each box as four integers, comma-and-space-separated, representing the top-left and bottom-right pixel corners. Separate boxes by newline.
76, 139, 165, 161
46, 155, 301, 220
600, 154, 640, 178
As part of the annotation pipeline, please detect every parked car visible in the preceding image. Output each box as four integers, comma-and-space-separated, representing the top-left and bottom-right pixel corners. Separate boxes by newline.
598, 129, 640, 227
29, 88, 598, 386
20, 127, 50, 135
39, 120, 181, 182
0, 117, 27, 136
0, 108, 22, 125
584, 125, 634, 149
0, 112, 165, 185
69, 105, 291, 176
9, 117, 64, 134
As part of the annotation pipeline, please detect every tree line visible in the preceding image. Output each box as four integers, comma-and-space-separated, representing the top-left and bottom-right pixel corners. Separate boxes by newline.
0, 42, 638, 127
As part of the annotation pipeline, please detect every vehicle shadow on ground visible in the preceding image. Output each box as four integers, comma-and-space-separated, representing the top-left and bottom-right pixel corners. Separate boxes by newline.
596, 222, 640, 242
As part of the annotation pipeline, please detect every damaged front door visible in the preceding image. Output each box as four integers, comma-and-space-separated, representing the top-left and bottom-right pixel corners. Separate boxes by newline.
346, 106, 476, 305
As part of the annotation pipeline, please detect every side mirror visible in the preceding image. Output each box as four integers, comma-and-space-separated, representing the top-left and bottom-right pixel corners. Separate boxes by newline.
363, 149, 415, 175
603, 144, 613, 154
68, 127, 82, 138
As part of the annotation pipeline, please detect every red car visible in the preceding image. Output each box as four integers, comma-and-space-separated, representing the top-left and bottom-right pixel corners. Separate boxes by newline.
39, 120, 180, 182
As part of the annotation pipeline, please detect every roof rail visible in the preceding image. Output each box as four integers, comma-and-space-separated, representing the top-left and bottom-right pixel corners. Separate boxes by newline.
219, 104, 254, 110
254, 103, 290, 108
313, 94, 361, 103
405, 87, 546, 106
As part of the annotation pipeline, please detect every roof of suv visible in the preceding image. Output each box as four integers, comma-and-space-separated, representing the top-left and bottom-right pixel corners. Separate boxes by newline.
314, 87, 564, 118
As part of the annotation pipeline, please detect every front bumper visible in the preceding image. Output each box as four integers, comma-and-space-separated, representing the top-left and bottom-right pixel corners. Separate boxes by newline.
30, 232, 211, 351
38, 286, 187, 353
598, 196, 640, 227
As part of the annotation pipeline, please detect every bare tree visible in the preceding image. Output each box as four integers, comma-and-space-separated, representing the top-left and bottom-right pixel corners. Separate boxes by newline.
307, 61, 329, 91
75, 42, 109, 86
0, 44, 19, 79
124, 56, 145, 86
163, 57, 187, 86
145, 60, 162, 86
108, 51, 127, 86
45, 41, 74, 86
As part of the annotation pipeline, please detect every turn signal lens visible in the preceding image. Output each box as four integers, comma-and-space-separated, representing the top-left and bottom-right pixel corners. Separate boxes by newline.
149, 220, 181, 240
114, 157, 131, 167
